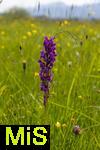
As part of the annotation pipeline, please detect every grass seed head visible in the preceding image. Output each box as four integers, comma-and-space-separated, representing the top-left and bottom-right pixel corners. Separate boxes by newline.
22, 60, 27, 72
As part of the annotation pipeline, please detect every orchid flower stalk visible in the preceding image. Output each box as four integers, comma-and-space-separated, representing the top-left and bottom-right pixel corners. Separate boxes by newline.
38, 36, 57, 106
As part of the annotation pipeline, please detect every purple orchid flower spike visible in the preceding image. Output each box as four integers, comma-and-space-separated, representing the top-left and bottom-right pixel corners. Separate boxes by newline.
38, 36, 57, 106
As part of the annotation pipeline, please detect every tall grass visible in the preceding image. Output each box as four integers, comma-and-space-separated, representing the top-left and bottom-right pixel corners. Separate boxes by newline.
0, 15, 100, 149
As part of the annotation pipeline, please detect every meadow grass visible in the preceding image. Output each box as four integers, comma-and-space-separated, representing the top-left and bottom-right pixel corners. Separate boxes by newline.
0, 16, 100, 149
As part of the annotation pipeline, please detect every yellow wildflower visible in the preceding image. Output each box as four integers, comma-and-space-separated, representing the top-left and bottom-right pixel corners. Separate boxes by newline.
62, 123, 67, 128
38, 44, 41, 48
97, 68, 100, 72
30, 23, 36, 28
55, 122, 61, 128
32, 30, 37, 34
1, 45, 5, 49
1, 31, 5, 35
27, 31, 32, 37
53, 68, 58, 72
64, 20, 69, 25
22, 35, 27, 40
51, 91, 55, 95
34, 72, 39, 77
89, 28, 93, 33
55, 38, 58, 42
57, 43, 61, 47
78, 95, 83, 100
67, 42, 71, 47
